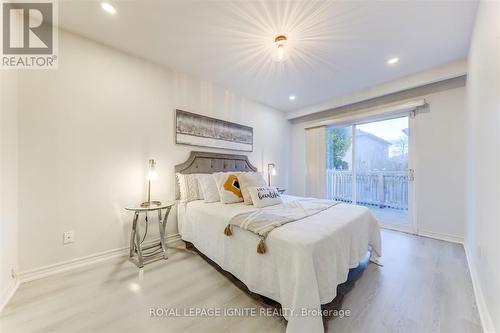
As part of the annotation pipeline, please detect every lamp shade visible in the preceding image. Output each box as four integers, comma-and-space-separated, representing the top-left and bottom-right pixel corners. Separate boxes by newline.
267, 163, 276, 186
141, 159, 161, 207
147, 159, 158, 181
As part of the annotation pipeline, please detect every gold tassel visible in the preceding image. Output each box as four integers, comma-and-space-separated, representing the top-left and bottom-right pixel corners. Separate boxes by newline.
224, 224, 232, 236
257, 239, 266, 254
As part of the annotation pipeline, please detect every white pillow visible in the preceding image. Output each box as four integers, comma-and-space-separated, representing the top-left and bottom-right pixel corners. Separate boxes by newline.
213, 172, 243, 204
238, 172, 267, 205
248, 186, 283, 208
197, 174, 220, 203
176, 173, 202, 202
197, 176, 205, 200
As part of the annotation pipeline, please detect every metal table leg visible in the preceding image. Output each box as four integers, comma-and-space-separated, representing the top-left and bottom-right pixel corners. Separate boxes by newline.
135, 214, 144, 268
129, 212, 139, 258
158, 207, 169, 260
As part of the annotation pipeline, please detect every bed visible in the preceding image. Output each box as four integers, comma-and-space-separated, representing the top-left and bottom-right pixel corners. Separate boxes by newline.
175, 151, 382, 333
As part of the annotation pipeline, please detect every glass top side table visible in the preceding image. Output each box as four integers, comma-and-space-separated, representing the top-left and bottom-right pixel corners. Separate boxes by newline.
125, 201, 175, 268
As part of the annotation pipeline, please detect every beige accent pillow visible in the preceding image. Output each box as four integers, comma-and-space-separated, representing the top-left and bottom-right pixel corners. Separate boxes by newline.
247, 186, 283, 208
238, 172, 267, 205
213, 172, 243, 204
197, 174, 220, 203
197, 178, 205, 200
176, 173, 202, 202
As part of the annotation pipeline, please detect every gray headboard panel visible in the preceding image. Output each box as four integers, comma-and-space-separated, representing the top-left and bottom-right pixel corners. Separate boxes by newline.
174, 151, 257, 198
175, 151, 257, 174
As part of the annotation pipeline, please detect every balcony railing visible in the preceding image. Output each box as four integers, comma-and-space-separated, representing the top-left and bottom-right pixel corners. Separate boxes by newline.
326, 169, 408, 210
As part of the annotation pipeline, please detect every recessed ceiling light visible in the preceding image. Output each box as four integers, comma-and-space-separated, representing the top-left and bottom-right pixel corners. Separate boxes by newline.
387, 57, 399, 65
101, 2, 116, 14
289, 95, 296, 101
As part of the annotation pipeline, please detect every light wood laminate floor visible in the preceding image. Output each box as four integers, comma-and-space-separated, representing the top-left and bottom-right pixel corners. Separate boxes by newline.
0, 230, 482, 333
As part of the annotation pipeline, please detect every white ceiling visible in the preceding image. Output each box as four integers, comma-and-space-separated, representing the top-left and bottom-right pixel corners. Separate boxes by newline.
58, 0, 478, 112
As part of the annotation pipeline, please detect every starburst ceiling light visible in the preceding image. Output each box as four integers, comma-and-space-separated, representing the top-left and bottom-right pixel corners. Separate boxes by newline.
275, 35, 287, 62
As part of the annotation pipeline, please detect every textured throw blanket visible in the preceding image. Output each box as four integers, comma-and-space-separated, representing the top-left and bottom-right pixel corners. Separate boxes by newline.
224, 198, 339, 254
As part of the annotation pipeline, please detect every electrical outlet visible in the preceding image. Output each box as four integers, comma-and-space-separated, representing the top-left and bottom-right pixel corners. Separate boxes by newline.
63, 231, 75, 244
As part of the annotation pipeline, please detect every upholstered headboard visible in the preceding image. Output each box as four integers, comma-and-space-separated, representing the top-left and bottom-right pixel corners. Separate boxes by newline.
174, 151, 257, 198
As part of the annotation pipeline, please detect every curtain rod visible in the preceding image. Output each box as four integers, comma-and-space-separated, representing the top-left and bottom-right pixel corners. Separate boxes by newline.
305, 99, 427, 130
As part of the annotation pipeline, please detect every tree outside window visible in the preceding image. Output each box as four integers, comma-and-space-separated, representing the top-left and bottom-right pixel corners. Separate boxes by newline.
326, 127, 352, 170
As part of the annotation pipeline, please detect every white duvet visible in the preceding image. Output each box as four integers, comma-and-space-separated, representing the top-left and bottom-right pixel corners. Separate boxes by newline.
178, 195, 381, 333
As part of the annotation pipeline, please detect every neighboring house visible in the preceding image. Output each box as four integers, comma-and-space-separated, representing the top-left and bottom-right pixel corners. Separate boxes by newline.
340, 129, 410, 172
390, 128, 409, 170
342, 130, 392, 171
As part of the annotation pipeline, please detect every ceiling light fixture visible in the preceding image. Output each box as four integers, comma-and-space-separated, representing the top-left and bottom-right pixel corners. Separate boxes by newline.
101, 2, 116, 14
275, 35, 287, 62
387, 57, 399, 65
289, 95, 296, 101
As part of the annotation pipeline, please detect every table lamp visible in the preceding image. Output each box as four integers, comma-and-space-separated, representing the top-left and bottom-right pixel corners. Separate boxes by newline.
267, 163, 276, 186
141, 159, 161, 207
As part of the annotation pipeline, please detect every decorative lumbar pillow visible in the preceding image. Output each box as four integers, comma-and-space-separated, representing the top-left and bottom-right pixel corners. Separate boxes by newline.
176, 173, 202, 202
247, 186, 283, 208
238, 172, 267, 205
213, 172, 243, 204
197, 174, 220, 203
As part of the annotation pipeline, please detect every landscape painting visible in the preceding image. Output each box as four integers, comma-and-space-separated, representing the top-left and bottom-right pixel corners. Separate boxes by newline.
175, 110, 253, 152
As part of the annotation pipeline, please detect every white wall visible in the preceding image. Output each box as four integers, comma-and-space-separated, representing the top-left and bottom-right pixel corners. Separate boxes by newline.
290, 86, 466, 242
0, 70, 19, 307
16, 30, 290, 272
465, 1, 500, 331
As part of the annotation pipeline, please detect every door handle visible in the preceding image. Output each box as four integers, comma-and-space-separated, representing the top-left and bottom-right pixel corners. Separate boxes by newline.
408, 169, 415, 181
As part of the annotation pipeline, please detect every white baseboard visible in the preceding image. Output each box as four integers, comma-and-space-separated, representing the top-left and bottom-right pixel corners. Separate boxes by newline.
381, 224, 414, 234
0, 278, 20, 313
417, 229, 464, 244
382, 227, 464, 245
18, 233, 182, 283
464, 244, 496, 333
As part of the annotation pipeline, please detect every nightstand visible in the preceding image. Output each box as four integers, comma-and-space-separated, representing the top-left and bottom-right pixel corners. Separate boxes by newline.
125, 201, 175, 268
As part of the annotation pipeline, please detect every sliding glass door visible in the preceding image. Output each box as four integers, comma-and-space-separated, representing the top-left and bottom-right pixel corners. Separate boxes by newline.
355, 116, 411, 229
326, 115, 414, 232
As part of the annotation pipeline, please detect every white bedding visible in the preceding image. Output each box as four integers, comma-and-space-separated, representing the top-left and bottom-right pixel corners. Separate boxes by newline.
178, 195, 381, 333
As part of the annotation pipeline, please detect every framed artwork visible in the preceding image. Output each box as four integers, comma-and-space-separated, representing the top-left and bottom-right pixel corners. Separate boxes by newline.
175, 109, 253, 152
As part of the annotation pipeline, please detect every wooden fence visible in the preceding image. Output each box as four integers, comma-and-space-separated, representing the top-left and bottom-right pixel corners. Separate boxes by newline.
326, 169, 408, 210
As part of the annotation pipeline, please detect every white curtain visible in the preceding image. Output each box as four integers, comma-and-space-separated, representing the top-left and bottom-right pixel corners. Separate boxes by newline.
305, 126, 327, 198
